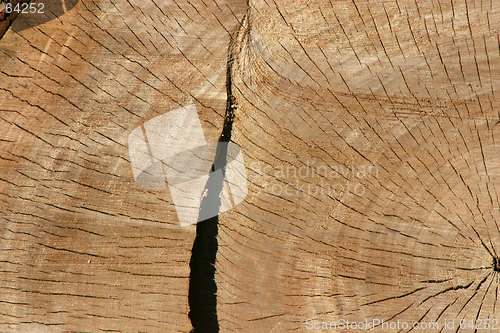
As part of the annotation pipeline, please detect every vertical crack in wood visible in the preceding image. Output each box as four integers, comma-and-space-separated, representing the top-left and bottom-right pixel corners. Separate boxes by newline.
188, 9, 248, 333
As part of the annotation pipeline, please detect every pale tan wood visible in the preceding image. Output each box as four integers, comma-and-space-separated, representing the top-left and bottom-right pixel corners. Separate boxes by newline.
0, 0, 245, 332
2, 0, 500, 332
217, 0, 500, 331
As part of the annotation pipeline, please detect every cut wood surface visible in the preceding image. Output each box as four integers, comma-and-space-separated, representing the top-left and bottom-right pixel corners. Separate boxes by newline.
218, 0, 500, 331
1, 0, 500, 332
0, 0, 245, 332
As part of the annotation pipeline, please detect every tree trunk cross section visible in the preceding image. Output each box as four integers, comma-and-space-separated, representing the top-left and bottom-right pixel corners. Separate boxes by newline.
1, 0, 500, 332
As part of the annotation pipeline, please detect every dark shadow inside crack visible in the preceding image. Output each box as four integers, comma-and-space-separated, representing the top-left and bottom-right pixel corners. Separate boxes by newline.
187, 24, 242, 333
187, 105, 235, 333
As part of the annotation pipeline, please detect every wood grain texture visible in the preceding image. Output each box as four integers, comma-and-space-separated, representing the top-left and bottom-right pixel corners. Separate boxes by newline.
3, 0, 500, 332
0, 0, 245, 332
216, 0, 500, 331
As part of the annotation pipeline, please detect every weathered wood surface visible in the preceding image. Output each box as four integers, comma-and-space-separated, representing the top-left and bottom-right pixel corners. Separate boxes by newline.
218, 0, 500, 331
0, 0, 245, 332
2, 0, 500, 332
